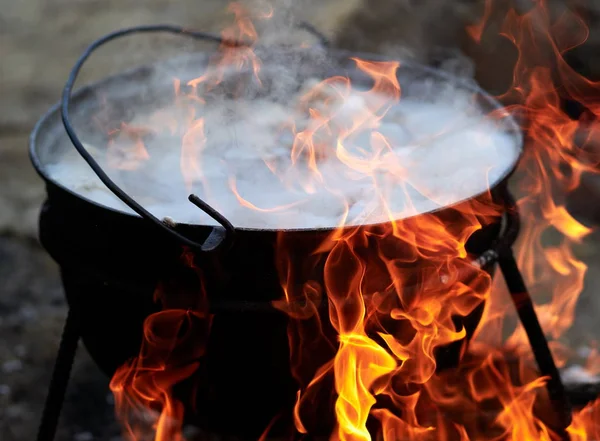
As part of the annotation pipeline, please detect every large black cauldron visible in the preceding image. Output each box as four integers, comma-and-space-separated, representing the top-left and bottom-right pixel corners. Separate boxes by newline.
30, 28, 523, 439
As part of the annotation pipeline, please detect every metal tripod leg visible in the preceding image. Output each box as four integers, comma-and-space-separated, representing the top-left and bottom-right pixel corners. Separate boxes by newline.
36, 309, 80, 441
498, 248, 572, 436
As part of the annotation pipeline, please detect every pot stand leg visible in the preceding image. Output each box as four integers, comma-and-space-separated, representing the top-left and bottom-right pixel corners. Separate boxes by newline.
36, 309, 80, 441
498, 249, 572, 438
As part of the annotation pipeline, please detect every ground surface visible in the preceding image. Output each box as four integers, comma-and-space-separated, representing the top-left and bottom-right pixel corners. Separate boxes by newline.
1, 1, 599, 440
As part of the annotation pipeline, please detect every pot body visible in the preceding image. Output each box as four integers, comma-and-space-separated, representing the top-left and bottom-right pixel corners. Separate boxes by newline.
39, 178, 501, 437
31, 47, 520, 438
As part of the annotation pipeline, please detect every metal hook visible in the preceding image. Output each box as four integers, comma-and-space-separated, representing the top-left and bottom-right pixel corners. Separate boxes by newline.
61, 22, 330, 252
61, 25, 242, 252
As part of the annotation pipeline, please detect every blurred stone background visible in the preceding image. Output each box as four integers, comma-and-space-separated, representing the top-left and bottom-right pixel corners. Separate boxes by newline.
1, 0, 599, 440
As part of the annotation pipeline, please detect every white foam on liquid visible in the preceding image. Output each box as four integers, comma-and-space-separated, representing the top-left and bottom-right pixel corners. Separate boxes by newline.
46, 77, 521, 230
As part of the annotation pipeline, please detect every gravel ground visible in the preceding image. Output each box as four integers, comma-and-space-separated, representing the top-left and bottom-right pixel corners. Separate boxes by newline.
0, 237, 118, 441
1, 1, 599, 440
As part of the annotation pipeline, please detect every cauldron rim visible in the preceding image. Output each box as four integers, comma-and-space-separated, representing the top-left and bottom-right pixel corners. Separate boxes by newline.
30, 47, 524, 233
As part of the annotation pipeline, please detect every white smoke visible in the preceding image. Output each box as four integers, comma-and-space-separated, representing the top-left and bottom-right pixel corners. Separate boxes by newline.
44, 41, 521, 229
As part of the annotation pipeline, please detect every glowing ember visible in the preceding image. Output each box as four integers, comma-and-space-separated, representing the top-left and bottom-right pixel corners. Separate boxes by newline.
57, 1, 600, 440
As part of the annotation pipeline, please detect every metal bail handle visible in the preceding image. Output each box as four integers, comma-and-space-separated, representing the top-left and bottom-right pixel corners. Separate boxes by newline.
60, 23, 330, 253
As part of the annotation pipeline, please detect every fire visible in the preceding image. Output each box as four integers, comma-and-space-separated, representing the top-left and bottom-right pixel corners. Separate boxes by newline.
108, 1, 600, 441
110, 250, 211, 441
106, 123, 151, 171
472, 0, 598, 359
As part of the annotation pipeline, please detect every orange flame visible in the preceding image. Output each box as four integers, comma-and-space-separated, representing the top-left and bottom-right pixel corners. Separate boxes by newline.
106, 123, 151, 171
473, 0, 598, 361
110, 251, 211, 441
107, 1, 600, 440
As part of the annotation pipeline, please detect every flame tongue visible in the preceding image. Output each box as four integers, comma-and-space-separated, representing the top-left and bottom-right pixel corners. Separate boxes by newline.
279, 1, 600, 439
108, 2, 600, 440
110, 251, 211, 441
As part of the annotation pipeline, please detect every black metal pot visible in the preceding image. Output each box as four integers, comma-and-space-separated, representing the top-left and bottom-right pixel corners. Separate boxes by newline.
30, 33, 522, 438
